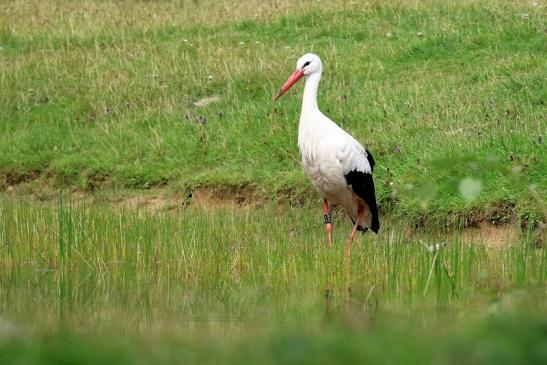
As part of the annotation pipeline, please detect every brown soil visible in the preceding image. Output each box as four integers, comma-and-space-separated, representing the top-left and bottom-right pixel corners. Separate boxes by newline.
462, 223, 518, 248
2, 185, 540, 247
191, 188, 260, 210
101, 187, 263, 212
119, 195, 183, 212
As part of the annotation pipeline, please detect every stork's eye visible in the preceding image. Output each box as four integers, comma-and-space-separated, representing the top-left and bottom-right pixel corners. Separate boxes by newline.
303, 61, 311, 68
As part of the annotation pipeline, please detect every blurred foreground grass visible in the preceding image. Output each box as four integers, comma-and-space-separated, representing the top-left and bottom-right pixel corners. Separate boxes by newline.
0, 195, 545, 364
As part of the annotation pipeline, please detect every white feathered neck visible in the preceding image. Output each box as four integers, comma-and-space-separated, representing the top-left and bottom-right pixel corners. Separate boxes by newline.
301, 71, 321, 113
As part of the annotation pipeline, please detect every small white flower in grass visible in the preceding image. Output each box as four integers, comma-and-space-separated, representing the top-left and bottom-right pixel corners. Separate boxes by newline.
386, 32, 392, 38
239, 41, 246, 45
208, 75, 213, 82
459, 177, 481, 202
183, 39, 188, 43
420, 240, 447, 253
531, 2, 542, 7
416, 32, 424, 37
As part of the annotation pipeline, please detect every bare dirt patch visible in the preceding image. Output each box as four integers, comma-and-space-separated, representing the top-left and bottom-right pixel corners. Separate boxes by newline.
1, 185, 534, 248
104, 187, 262, 212
119, 195, 183, 212
191, 186, 262, 210
110, 192, 523, 248
462, 223, 518, 248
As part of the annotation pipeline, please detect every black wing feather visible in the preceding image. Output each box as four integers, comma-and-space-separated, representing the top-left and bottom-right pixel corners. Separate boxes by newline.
365, 149, 375, 172
344, 150, 380, 233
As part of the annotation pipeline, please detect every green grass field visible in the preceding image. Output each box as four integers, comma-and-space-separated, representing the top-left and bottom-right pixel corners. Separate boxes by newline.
0, 0, 546, 364
1, 0, 545, 221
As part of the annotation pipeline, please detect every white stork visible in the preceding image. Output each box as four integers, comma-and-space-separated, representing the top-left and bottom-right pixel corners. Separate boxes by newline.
274, 53, 380, 256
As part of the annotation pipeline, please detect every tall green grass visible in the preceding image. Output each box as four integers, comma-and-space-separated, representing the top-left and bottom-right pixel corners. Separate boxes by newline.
0, 195, 545, 363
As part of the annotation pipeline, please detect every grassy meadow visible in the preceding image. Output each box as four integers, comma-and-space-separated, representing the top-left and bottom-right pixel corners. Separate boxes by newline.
0, 0, 546, 364
1, 0, 545, 221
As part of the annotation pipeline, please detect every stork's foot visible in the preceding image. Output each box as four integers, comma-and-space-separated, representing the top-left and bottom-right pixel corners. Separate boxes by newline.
345, 205, 364, 257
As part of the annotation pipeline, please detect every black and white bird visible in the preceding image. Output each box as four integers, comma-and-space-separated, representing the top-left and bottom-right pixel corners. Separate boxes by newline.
274, 53, 380, 256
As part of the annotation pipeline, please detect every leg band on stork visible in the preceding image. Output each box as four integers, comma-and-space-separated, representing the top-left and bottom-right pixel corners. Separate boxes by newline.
323, 199, 333, 247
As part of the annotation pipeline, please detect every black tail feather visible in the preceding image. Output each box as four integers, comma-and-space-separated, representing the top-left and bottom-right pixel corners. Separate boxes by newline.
345, 169, 381, 234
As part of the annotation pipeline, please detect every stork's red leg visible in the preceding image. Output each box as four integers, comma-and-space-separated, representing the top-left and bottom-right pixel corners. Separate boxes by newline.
345, 205, 364, 257
323, 199, 333, 247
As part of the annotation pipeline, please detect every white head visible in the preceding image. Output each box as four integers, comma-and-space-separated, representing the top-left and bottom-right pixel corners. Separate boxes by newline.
274, 53, 322, 101
296, 53, 322, 76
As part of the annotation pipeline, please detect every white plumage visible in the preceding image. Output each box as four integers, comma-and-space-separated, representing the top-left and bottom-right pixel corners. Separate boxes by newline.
274, 53, 380, 256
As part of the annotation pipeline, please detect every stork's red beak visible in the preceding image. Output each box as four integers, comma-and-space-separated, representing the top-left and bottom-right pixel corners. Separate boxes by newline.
273, 70, 305, 101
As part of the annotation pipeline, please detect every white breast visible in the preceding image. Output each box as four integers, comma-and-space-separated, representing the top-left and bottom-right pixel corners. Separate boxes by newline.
298, 111, 355, 203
